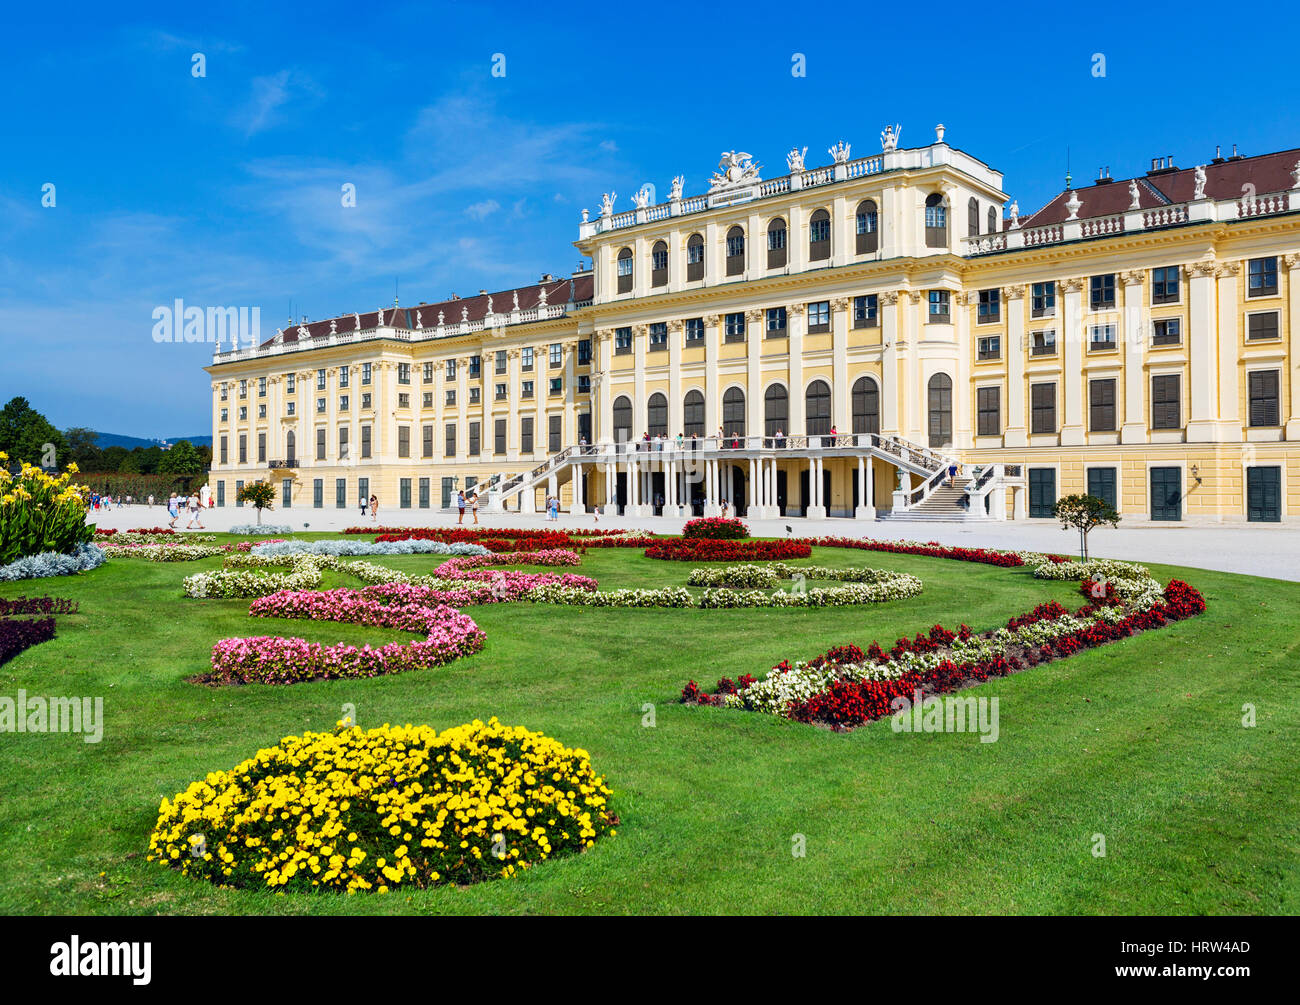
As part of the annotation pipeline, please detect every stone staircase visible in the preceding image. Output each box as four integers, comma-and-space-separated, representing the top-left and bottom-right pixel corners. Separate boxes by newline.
881, 479, 982, 522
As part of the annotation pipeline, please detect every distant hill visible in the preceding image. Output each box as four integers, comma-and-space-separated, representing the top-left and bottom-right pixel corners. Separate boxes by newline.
163, 434, 213, 448
88, 431, 212, 450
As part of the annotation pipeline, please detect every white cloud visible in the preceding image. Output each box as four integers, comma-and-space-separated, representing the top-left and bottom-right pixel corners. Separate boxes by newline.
235, 70, 296, 137
464, 199, 500, 220
599, 139, 618, 152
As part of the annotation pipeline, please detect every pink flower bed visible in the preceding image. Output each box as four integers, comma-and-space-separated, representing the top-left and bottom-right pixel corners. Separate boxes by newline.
202, 589, 485, 685
363, 573, 597, 607
432, 549, 582, 577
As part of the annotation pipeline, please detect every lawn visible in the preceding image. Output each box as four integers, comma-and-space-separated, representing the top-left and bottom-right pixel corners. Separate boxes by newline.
1, 534, 1297, 915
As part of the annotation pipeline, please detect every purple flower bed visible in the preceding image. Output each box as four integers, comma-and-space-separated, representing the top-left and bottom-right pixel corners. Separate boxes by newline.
0, 617, 57, 666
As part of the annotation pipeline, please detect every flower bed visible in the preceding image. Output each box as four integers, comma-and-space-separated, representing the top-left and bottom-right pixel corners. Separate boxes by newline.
432, 549, 582, 576
682, 517, 749, 540
98, 543, 227, 561
803, 536, 1065, 568
0, 456, 92, 565
0, 543, 107, 581
0, 595, 78, 665
228, 524, 295, 535
147, 718, 617, 892
251, 539, 491, 558
644, 538, 813, 562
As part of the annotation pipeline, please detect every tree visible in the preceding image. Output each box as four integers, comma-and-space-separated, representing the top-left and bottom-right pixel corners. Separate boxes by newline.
63, 427, 104, 471
159, 439, 204, 476
0, 397, 64, 468
236, 480, 277, 524
1053, 493, 1120, 561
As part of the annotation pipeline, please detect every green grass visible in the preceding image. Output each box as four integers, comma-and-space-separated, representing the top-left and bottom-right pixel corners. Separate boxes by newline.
1, 536, 1297, 915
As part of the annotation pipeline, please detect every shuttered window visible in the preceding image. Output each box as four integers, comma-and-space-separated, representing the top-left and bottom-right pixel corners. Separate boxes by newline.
1031, 382, 1056, 434
1089, 378, 1116, 432
1151, 375, 1181, 429
1248, 370, 1280, 427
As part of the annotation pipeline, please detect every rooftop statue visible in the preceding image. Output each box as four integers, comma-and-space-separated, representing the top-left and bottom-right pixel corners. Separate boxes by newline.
709, 151, 761, 191
880, 124, 902, 152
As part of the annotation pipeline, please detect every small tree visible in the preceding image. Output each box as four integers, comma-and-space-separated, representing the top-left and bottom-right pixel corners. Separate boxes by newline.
1053, 493, 1119, 560
236, 480, 277, 524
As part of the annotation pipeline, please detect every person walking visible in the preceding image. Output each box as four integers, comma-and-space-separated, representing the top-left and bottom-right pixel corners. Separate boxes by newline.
166, 493, 179, 528
369, 494, 379, 522
470, 492, 479, 524
186, 492, 204, 529
947, 462, 958, 488
148, 494, 154, 507
457, 490, 466, 524
359, 493, 368, 519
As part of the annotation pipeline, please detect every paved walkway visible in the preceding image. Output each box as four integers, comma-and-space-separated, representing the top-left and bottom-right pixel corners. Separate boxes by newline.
87, 504, 1300, 581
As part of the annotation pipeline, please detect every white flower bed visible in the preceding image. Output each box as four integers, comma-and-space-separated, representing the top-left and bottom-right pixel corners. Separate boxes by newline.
99, 544, 227, 561
228, 524, 295, 535
251, 539, 490, 558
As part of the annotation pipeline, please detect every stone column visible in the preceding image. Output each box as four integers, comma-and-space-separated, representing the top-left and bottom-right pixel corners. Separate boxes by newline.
457, 357, 469, 458
1288, 255, 1300, 438
788, 303, 806, 434
746, 308, 763, 439
1060, 278, 1086, 445
880, 292, 900, 435
1004, 285, 1028, 447
807, 456, 826, 518
1120, 271, 1148, 443
595, 330, 613, 443
855, 454, 875, 520
1214, 261, 1242, 438
831, 296, 851, 432
1186, 260, 1221, 441
668, 320, 684, 436
704, 314, 721, 434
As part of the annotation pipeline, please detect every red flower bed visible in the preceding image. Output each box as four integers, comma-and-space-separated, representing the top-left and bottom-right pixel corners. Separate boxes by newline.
803, 536, 1061, 568
93, 528, 117, 536
644, 538, 812, 562
682, 517, 750, 540
128, 527, 176, 535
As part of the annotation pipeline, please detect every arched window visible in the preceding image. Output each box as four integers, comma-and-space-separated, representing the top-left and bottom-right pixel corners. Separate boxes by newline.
968, 197, 980, 238
612, 395, 633, 447
855, 199, 879, 254
767, 218, 787, 269
683, 390, 705, 437
647, 392, 668, 438
805, 379, 831, 436
686, 233, 705, 281
927, 374, 953, 448
809, 208, 831, 261
616, 247, 634, 293
988, 206, 998, 235
651, 240, 668, 287
285, 430, 296, 463
725, 226, 745, 276
764, 384, 788, 436
722, 387, 745, 437
852, 376, 880, 435
925, 193, 948, 248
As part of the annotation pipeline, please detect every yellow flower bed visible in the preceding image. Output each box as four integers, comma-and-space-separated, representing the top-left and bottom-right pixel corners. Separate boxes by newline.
0, 454, 92, 564
147, 718, 617, 893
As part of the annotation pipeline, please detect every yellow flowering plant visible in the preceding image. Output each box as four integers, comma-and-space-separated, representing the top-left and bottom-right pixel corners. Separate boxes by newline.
147, 718, 617, 893
0, 453, 93, 564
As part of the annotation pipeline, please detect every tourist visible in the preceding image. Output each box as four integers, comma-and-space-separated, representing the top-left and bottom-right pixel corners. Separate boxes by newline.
457, 490, 466, 524
359, 493, 367, 518
186, 492, 204, 529
148, 494, 154, 507
470, 492, 479, 524
549, 494, 559, 521
948, 463, 958, 488
166, 493, 179, 528
369, 494, 379, 522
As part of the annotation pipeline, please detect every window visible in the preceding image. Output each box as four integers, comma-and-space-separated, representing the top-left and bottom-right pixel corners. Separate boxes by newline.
217, 481, 225, 506
851, 376, 879, 435
1152, 266, 1180, 305
614, 326, 632, 355
724, 312, 746, 343
1088, 323, 1117, 351
285, 402, 295, 417
1090, 273, 1116, 310
686, 234, 705, 281
239, 379, 248, 398
422, 392, 433, 408
220, 408, 228, 422
339, 394, 349, 411
520, 416, 534, 453
469, 356, 481, 378
469, 387, 480, 404
612, 396, 632, 445
361, 362, 372, 384
549, 377, 562, 395
685, 317, 704, 343
968, 197, 980, 238
1031, 329, 1057, 356
1087, 468, 1117, 510
1247, 466, 1281, 522
578, 374, 591, 394
767, 218, 787, 269
722, 387, 745, 436
285, 430, 296, 463
1031, 382, 1057, 433
395, 426, 410, 459
1248, 257, 1278, 297
977, 386, 1001, 436
239, 406, 248, 420
1151, 374, 1181, 429
855, 200, 879, 254
468, 421, 480, 456
219, 435, 228, 464
259, 376, 267, 397
336, 478, 347, 508
423, 362, 433, 383
360, 425, 372, 458
1248, 370, 1280, 427
988, 206, 998, 235
617, 247, 634, 293
928, 290, 950, 323
853, 294, 878, 328
766, 307, 787, 337
1153, 318, 1182, 346
807, 301, 830, 333
238, 435, 247, 463
649, 322, 668, 350
445, 423, 456, 457
764, 384, 788, 436
495, 350, 507, 374
809, 209, 830, 260
313, 478, 323, 508
445, 359, 457, 380
257, 404, 266, 419
317, 397, 326, 413
683, 390, 705, 436
651, 241, 668, 287
518, 346, 533, 371
495, 382, 507, 400
257, 432, 266, 463
495, 418, 507, 454
419, 477, 430, 509
927, 374, 952, 447
1031, 281, 1055, 318
977, 289, 1000, 323
397, 363, 410, 384
647, 392, 668, 437
578, 339, 592, 364
361, 392, 372, 409
422, 424, 433, 458
726, 226, 745, 275
549, 414, 562, 452
977, 336, 1001, 361
924, 193, 947, 247
399, 478, 411, 509
316, 368, 326, 390
1089, 378, 1117, 431
339, 366, 349, 388
521, 380, 534, 398
220, 384, 228, 401
1150, 467, 1181, 521
316, 427, 326, 460
338, 426, 348, 459
235, 479, 244, 506
397, 393, 409, 409
445, 389, 456, 405
1248, 312, 1280, 341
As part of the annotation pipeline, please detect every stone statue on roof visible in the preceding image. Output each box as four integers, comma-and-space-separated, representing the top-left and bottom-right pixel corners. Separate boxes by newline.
1292, 159, 1300, 189
880, 124, 901, 152
1193, 164, 1207, 200
599, 192, 616, 217
330, 319, 337, 334
512, 291, 520, 311
461, 306, 469, 323
486, 296, 493, 315
415, 310, 422, 329
1009, 200, 1020, 228
786, 147, 807, 173
438, 310, 445, 325
632, 185, 651, 210
354, 312, 361, 330
669, 176, 684, 200
1128, 180, 1141, 210
377, 308, 384, 327
538, 285, 548, 306
709, 151, 761, 190
297, 325, 309, 339
828, 140, 851, 165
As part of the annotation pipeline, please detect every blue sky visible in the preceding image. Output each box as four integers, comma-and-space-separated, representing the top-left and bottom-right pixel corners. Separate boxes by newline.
2, 0, 1298, 437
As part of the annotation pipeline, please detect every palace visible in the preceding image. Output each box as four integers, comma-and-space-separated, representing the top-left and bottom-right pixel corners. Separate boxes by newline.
206, 125, 1300, 523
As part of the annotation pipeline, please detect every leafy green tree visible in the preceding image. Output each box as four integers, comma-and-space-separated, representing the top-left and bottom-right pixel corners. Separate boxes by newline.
1053, 493, 1120, 561
236, 480, 277, 524
63, 427, 104, 471
0, 397, 64, 468
158, 439, 203, 476
101, 445, 129, 471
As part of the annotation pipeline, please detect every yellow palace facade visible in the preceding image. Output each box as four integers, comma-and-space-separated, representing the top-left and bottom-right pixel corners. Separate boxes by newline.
206, 125, 1300, 523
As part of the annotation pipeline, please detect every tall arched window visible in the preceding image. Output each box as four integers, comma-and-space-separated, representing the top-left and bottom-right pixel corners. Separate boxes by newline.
616, 247, 634, 293
988, 206, 998, 235
647, 392, 668, 438
925, 193, 948, 248
722, 387, 745, 437
764, 384, 788, 436
285, 430, 296, 463
927, 374, 953, 448
651, 240, 668, 287
967, 197, 980, 237
809, 208, 831, 261
856, 199, 879, 254
805, 379, 831, 436
767, 218, 787, 269
725, 226, 745, 276
612, 395, 633, 447
852, 376, 880, 435
686, 233, 705, 281
683, 390, 705, 437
